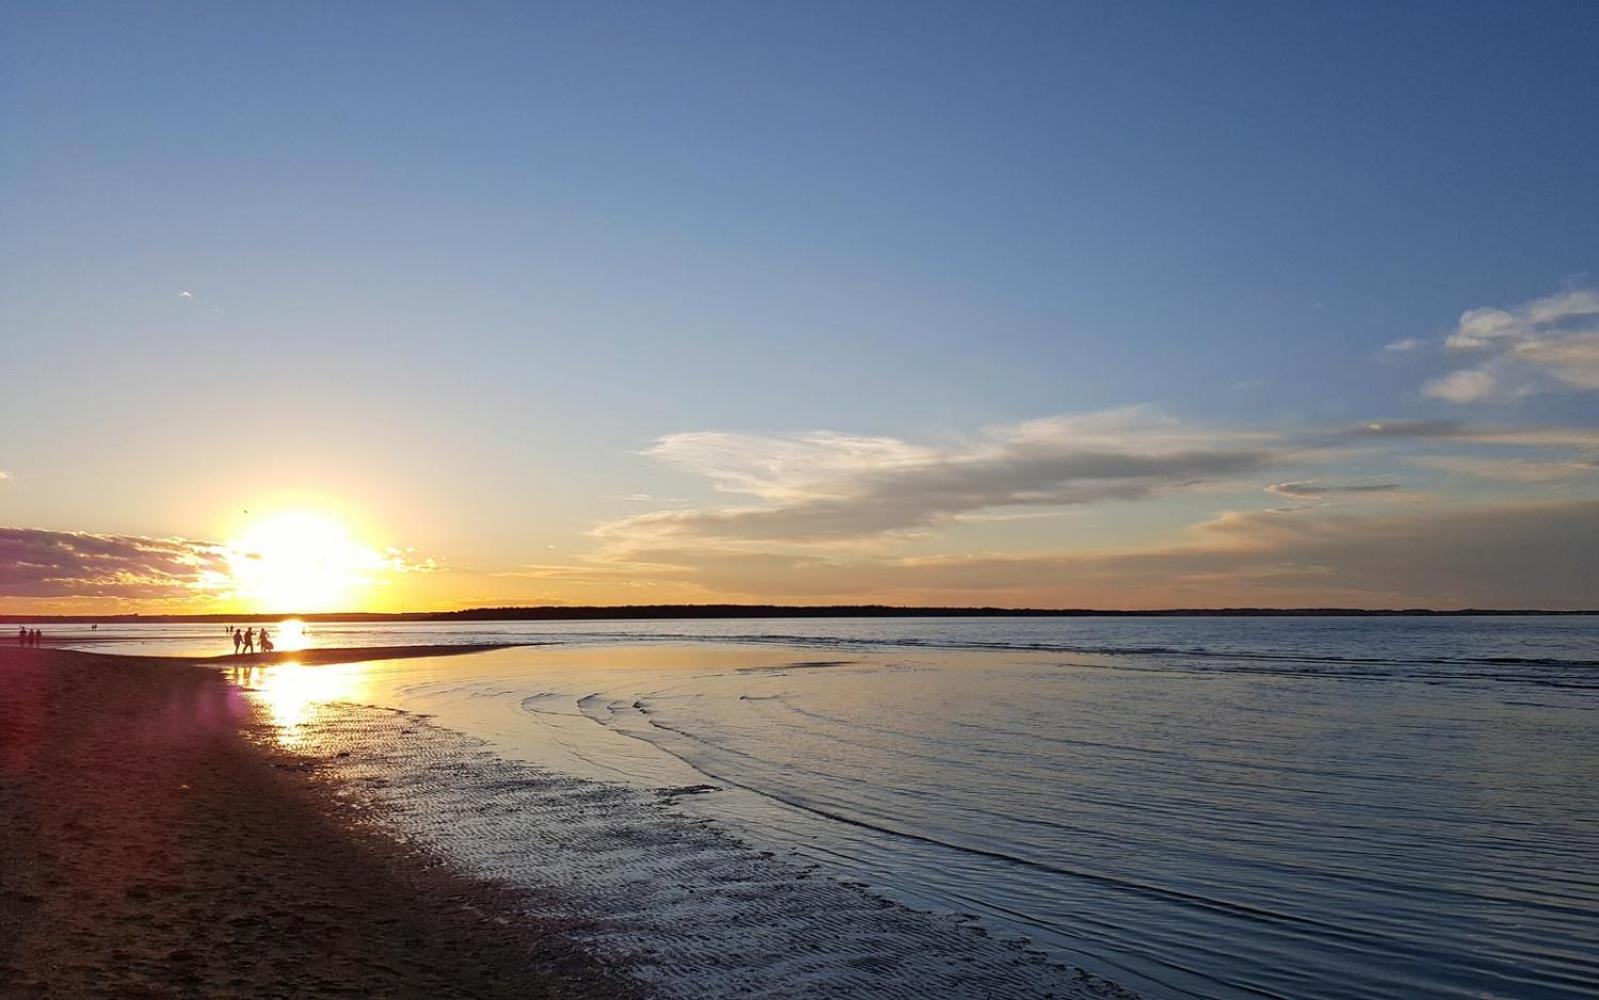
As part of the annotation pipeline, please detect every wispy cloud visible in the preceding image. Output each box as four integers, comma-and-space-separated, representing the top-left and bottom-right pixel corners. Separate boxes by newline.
1378, 337, 1427, 360
602, 493, 688, 503
1416, 455, 1599, 483
1336, 419, 1469, 439
1335, 419, 1599, 449
602, 407, 1284, 545
177, 290, 193, 299
1265, 480, 1403, 499
1423, 288, 1599, 402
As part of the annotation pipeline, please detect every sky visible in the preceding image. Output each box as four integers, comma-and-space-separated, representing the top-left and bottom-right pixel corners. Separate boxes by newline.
2, 1, 1597, 613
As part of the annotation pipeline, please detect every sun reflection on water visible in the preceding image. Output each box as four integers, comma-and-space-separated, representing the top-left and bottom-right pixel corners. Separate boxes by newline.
236, 661, 365, 746
271, 618, 314, 652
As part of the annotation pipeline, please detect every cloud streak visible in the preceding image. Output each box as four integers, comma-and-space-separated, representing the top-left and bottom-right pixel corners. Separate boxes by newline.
1416, 455, 1599, 483
605, 407, 1283, 544
1333, 419, 1599, 449
1265, 481, 1403, 499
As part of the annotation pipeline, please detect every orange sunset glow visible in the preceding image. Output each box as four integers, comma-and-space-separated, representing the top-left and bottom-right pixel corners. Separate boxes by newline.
222, 511, 384, 612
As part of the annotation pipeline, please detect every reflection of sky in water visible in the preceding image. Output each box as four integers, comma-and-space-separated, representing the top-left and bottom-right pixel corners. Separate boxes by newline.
236, 660, 366, 746
245, 640, 1599, 1000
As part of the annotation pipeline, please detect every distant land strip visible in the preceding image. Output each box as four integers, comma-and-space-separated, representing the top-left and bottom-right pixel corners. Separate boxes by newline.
2, 604, 1595, 624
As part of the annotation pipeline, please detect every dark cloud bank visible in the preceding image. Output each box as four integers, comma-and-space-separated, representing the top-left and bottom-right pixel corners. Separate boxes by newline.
0, 527, 224, 601
572, 501, 1599, 609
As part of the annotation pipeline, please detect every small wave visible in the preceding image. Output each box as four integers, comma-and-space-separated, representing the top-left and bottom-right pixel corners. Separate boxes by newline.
542, 629, 1599, 671
627, 712, 1380, 944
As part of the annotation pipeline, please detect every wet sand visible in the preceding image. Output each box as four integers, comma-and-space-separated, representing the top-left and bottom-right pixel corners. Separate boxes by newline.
0, 644, 634, 999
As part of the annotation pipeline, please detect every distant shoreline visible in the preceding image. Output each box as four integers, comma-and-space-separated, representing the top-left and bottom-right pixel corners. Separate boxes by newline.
2, 603, 1594, 624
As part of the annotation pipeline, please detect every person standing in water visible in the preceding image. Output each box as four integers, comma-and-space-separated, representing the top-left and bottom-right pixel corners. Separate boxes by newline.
232, 628, 244, 655
243, 627, 256, 654
259, 626, 273, 653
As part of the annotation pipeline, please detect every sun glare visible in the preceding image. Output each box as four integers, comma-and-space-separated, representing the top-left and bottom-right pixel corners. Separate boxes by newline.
226, 511, 385, 612
273, 618, 314, 652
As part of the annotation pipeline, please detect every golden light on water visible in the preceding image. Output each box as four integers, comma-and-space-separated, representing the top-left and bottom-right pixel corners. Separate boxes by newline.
245, 661, 366, 746
225, 511, 386, 612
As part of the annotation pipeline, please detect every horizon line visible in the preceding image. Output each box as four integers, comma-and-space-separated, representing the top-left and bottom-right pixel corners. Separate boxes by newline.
2, 603, 1595, 624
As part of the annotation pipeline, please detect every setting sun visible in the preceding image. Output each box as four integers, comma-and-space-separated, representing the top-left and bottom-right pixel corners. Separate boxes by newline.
225, 511, 385, 612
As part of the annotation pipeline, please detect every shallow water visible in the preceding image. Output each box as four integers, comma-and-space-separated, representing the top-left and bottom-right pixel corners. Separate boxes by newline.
53, 613, 1599, 671
77, 617, 1599, 998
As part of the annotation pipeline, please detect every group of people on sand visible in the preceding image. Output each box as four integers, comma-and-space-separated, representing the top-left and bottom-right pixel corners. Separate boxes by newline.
230, 626, 274, 655
15, 627, 44, 647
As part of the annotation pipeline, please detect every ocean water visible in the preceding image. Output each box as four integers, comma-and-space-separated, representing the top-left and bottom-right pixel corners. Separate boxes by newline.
72, 617, 1599, 998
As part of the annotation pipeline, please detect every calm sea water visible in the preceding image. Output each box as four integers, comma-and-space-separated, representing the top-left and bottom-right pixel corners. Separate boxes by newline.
69, 617, 1599, 998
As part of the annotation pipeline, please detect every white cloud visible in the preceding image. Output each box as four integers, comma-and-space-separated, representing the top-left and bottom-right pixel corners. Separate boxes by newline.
1424, 368, 1506, 403
178, 290, 193, 299
1424, 288, 1599, 401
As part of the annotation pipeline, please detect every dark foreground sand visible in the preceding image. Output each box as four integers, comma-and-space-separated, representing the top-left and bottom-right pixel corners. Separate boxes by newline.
0, 645, 637, 999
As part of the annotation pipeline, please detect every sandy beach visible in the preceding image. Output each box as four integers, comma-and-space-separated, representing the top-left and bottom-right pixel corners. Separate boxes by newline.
0, 644, 633, 999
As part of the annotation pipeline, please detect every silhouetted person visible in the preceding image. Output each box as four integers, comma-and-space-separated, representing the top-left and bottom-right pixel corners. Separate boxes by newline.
243, 627, 256, 654
259, 627, 274, 654
16, 627, 24, 646
233, 628, 244, 655
31, 629, 41, 647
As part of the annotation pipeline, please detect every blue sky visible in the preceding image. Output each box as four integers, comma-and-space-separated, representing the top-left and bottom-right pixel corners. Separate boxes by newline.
3, 2, 1597, 610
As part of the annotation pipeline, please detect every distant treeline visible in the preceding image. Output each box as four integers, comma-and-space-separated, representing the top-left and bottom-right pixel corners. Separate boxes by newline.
2, 604, 1594, 624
